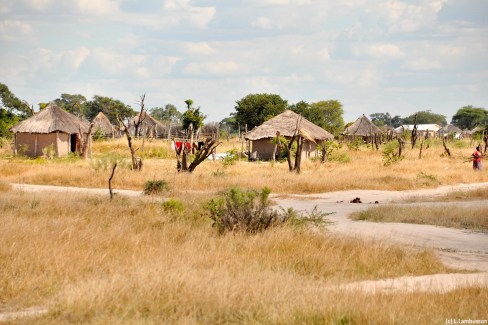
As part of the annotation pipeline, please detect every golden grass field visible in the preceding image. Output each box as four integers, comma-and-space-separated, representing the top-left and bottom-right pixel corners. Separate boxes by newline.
1, 137, 487, 324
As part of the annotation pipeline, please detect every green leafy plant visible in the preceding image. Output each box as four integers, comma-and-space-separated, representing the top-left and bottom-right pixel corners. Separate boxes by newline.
144, 180, 169, 195
206, 187, 279, 234
382, 141, 403, 166
42, 144, 55, 159
162, 198, 184, 212
221, 148, 239, 167
206, 187, 332, 234
347, 138, 363, 151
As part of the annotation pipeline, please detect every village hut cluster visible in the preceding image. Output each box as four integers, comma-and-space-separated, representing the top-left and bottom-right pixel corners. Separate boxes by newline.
9, 103, 485, 159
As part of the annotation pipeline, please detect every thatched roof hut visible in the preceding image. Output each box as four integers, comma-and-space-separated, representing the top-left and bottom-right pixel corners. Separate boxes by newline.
129, 112, 167, 138
245, 110, 333, 141
92, 111, 116, 137
11, 102, 90, 157
343, 115, 382, 137
439, 124, 462, 135
244, 110, 334, 160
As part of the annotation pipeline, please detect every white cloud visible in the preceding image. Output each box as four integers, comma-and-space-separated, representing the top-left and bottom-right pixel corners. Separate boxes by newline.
183, 60, 246, 76
251, 17, 273, 29
0, 20, 32, 40
22, 0, 55, 11
385, 0, 447, 32
64, 46, 90, 70
403, 58, 442, 70
184, 42, 214, 55
163, 0, 216, 28
74, 0, 119, 16
364, 44, 404, 59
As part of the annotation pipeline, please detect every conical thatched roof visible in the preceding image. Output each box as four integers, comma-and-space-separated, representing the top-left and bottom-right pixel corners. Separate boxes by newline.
130, 111, 165, 129
92, 112, 115, 134
244, 110, 334, 141
10, 102, 90, 134
439, 124, 462, 134
343, 115, 381, 136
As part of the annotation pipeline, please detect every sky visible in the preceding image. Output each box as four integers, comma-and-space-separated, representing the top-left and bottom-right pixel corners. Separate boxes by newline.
1, 0, 487, 124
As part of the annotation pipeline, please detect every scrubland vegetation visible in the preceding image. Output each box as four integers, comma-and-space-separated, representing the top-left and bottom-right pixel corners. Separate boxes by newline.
1, 137, 487, 323
0, 137, 487, 194
351, 205, 488, 232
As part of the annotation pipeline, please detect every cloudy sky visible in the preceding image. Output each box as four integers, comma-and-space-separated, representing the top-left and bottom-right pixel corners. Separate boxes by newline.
1, 0, 487, 124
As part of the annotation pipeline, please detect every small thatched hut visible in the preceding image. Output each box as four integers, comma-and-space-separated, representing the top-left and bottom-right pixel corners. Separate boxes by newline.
244, 110, 334, 160
438, 124, 462, 139
10, 102, 91, 157
129, 112, 167, 138
343, 115, 382, 141
92, 112, 116, 137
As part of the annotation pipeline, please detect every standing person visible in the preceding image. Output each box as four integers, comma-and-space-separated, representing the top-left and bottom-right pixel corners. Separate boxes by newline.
473, 145, 482, 170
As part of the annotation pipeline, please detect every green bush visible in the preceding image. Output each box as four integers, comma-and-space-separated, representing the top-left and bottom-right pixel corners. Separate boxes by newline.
222, 148, 239, 167
328, 151, 351, 163
206, 187, 332, 234
162, 198, 184, 212
144, 180, 169, 195
382, 141, 403, 166
206, 187, 280, 234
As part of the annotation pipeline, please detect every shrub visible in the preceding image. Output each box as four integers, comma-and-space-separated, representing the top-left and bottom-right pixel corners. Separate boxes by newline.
206, 187, 332, 234
162, 198, 184, 212
42, 144, 55, 159
382, 141, 403, 166
221, 148, 239, 167
144, 180, 169, 195
328, 151, 351, 163
206, 187, 280, 234
347, 138, 363, 151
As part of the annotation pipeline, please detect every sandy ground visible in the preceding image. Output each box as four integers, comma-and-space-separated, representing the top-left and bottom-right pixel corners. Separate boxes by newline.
2, 182, 488, 321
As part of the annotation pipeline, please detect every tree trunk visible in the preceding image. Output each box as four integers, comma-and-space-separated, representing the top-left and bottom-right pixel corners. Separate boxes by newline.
81, 122, 94, 159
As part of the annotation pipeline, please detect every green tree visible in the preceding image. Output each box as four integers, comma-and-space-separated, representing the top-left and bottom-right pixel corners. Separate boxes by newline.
54, 93, 87, 117
0, 108, 20, 138
85, 95, 134, 125
219, 114, 238, 133
0, 83, 32, 118
451, 106, 487, 130
370, 112, 392, 127
181, 100, 205, 131
402, 110, 447, 126
150, 104, 182, 124
308, 100, 345, 135
234, 93, 288, 129
289, 100, 310, 116
391, 115, 402, 128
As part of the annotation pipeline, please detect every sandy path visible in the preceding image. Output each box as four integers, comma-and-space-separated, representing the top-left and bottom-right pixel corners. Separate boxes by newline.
5, 181, 488, 297
272, 183, 488, 272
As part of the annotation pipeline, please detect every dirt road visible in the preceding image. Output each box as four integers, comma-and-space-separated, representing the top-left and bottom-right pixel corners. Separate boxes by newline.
7, 182, 488, 295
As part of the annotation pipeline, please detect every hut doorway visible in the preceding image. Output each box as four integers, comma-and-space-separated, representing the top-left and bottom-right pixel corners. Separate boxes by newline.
70, 134, 77, 153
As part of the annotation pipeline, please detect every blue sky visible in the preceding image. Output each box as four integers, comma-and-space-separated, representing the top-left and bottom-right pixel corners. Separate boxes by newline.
1, 0, 487, 124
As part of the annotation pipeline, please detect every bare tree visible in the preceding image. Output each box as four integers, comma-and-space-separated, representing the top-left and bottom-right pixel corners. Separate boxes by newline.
109, 163, 117, 200
285, 115, 304, 173
80, 122, 94, 159
176, 137, 221, 173
411, 114, 418, 149
117, 95, 147, 171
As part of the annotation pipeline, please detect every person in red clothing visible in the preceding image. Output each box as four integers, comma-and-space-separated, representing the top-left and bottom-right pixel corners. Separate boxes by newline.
473, 145, 482, 170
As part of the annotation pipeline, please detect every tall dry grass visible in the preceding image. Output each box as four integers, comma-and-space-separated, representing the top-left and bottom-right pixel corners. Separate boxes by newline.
1, 189, 477, 324
351, 205, 488, 232
1, 138, 487, 195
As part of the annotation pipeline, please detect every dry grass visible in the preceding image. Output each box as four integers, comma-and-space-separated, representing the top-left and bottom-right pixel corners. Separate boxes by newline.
1, 138, 487, 195
1, 138, 487, 323
351, 205, 488, 232
2, 189, 475, 324
406, 187, 488, 202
